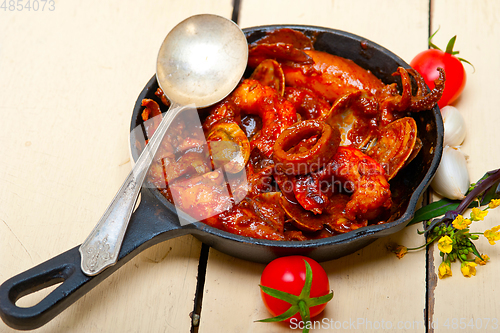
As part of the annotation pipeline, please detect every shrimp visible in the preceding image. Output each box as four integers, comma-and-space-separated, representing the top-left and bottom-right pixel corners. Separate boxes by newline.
232, 79, 297, 157
278, 145, 391, 221
319, 146, 392, 220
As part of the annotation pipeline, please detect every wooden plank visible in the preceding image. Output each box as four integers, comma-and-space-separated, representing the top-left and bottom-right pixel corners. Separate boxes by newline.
200, 1, 431, 332
239, 0, 430, 60
202, 226, 428, 333
429, 1, 500, 331
0, 1, 232, 332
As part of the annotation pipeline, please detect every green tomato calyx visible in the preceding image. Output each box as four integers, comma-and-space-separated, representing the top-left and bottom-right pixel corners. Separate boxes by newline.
257, 259, 334, 333
428, 27, 474, 70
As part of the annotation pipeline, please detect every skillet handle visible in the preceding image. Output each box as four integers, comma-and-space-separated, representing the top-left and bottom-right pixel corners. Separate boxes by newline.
0, 188, 189, 330
0, 245, 91, 330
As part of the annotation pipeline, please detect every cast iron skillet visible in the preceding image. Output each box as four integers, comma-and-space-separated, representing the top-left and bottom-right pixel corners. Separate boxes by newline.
0, 25, 443, 330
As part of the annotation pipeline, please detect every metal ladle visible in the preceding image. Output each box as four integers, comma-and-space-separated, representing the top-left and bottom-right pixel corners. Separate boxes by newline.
79, 14, 248, 276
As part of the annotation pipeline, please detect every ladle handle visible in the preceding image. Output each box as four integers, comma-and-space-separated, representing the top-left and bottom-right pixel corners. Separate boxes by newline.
79, 102, 185, 276
0, 189, 189, 330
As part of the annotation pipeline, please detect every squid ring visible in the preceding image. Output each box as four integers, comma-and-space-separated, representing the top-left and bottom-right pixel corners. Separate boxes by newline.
273, 119, 340, 175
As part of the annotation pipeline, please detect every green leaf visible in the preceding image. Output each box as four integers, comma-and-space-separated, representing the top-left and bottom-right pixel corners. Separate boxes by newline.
259, 285, 299, 304
427, 29, 474, 71
457, 57, 475, 72
480, 181, 500, 205
407, 172, 500, 226
256, 305, 300, 323
445, 35, 457, 54
467, 170, 500, 206
428, 27, 441, 50
407, 198, 460, 226
470, 171, 491, 191
306, 292, 334, 307
299, 260, 313, 299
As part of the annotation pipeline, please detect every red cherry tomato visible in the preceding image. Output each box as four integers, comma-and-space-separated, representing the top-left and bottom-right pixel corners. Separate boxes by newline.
410, 32, 470, 109
260, 256, 331, 323
410, 49, 466, 108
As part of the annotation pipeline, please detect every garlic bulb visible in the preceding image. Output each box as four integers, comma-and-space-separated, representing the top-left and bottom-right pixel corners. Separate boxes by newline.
431, 146, 470, 200
441, 106, 466, 147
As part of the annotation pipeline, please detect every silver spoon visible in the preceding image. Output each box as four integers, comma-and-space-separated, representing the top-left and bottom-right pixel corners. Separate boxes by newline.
79, 14, 248, 276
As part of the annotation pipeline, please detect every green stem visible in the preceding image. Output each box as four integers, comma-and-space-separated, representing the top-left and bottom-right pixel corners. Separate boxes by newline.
298, 300, 310, 333
407, 236, 439, 251
425, 168, 500, 235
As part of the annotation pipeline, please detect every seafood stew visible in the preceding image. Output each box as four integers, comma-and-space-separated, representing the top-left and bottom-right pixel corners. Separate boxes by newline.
135, 26, 444, 242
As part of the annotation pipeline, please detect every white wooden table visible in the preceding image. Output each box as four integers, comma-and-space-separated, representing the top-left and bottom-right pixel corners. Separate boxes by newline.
1, 1, 499, 332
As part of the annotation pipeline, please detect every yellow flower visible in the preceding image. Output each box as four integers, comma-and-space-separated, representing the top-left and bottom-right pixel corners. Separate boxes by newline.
452, 215, 471, 230
489, 199, 500, 209
437, 236, 453, 253
475, 254, 490, 265
470, 207, 488, 221
484, 226, 500, 245
438, 262, 452, 279
394, 246, 408, 259
460, 262, 477, 278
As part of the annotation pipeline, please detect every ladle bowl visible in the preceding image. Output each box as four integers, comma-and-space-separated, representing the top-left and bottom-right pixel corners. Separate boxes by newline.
156, 14, 248, 108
